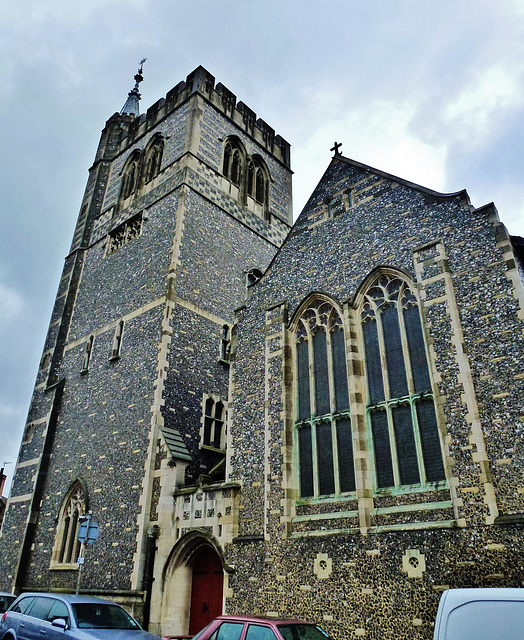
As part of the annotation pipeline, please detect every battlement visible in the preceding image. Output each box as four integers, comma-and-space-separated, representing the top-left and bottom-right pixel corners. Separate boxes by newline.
113, 66, 291, 167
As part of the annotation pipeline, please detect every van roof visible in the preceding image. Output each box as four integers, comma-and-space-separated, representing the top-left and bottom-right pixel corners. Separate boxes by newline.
441, 588, 524, 606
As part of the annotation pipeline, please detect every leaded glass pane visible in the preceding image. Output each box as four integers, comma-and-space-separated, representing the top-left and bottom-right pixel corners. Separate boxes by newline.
297, 340, 310, 420
336, 417, 355, 492
382, 304, 408, 398
316, 421, 335, 495
416, 398, 446, 482
363, 319, 385, 404
332, 327, 349, 411
370, 409, 394, 488
392, 404, 420, 485
403, 305, 431, 393
298, 425, 313, 497
313, 330, 330, 416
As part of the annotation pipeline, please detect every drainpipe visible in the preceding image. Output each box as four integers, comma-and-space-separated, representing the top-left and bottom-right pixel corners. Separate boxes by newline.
143, 525, 160, 630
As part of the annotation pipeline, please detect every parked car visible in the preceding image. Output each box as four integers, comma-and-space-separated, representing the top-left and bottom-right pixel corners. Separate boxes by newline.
183, 615, 332, 640
433, 588, 524, 640
0, 595, 15, 615
0, 593, 161, 640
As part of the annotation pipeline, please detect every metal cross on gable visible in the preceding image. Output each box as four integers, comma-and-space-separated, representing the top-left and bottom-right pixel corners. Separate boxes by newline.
331, 141, 342, 156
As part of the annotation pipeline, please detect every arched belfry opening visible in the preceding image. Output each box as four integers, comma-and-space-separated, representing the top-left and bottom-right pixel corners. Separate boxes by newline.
161, 532, 224, 637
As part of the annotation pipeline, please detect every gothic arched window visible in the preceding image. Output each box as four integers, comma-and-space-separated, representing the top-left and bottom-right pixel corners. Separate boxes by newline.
222, 138, 244, 187
202, 396, 226, 450
361, 274, 445, 490
144, 138, 164, 184
247, 156, 269, 207
121, 154, 141, 200
51, 481, 86, 567
295, 298, 355, 498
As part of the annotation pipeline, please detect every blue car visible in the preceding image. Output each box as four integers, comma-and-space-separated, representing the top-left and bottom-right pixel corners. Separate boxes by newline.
0, 593, 160, 640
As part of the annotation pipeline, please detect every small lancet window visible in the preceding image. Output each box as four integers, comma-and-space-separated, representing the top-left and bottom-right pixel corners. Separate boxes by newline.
247, 161, 255, 197
255, 169, 265, 204
110, 320, 124, 360
81, 336, 94, 374
361, 274, 445, 491
202, 396, 226, 450
294, 298, 355, 499
52, 481, 86, 566
343, 188, 354, 210
220, 324, 231, 362
230, 150, 241, 185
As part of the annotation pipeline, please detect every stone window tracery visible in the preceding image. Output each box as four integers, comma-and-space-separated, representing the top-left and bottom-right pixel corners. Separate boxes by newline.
222, 139, 270, 219
361, 274, 445, 491
294, 298, 355, 498
51, 481, 86, 567
107, 214, 142, 256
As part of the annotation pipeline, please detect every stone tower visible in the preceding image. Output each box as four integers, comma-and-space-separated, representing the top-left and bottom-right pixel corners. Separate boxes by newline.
0, 66, 292, 626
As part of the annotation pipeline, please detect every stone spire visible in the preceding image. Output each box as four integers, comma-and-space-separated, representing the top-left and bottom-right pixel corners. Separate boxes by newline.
120, 58, 147, 117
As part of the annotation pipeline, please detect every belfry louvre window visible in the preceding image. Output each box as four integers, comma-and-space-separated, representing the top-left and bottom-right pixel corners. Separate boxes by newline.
51, 481, 85, 567
361, 275, 445, 490
223, 139, 243, 186
121, 153, 141, 200
247, 158, 267, 205
295, 298, 355, 498
144, 138, 163, 183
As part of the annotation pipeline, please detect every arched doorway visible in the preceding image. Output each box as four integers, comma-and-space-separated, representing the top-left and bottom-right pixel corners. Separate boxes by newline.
160, 533, 224, 637
189, 547, 223, 634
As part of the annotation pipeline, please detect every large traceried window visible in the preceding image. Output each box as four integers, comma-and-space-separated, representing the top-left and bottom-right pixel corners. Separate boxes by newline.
51, 481, 86, 567
295, 298, 355, 499
361, 274, 445, 491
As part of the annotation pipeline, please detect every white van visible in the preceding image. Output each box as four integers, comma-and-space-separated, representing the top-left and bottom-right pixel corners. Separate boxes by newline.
433, 588, 524, 640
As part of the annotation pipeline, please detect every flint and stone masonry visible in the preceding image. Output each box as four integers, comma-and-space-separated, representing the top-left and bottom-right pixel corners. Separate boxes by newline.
0, 67, 522, 640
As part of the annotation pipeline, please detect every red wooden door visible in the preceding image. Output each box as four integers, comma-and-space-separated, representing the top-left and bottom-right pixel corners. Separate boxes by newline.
189, 548, 223, 634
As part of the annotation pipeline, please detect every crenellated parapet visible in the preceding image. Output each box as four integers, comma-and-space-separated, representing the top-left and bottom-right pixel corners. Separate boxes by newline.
112, 66, 291, 168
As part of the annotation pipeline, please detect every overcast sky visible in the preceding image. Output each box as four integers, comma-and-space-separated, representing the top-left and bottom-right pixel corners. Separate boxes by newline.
2, 0, 524, 494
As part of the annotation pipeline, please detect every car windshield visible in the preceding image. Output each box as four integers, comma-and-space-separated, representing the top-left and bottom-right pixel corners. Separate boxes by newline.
72, 603, 141, 630
277, 624, 330, 640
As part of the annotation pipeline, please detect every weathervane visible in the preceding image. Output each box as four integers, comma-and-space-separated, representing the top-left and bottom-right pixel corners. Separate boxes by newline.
134, 57, 147, 88
120, 57, 148, 117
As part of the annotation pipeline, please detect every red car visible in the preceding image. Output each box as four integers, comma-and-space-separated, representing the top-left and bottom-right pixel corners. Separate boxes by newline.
172, 615, 332, 640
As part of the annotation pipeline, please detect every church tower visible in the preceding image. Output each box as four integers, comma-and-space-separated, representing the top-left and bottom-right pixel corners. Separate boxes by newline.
0, 65, 292, 626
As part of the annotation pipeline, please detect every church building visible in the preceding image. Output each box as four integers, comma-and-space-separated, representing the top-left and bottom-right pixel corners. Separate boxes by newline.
0, 65, 522, 640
